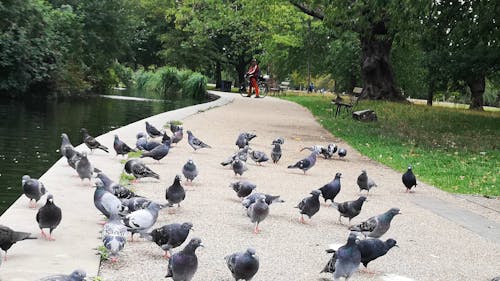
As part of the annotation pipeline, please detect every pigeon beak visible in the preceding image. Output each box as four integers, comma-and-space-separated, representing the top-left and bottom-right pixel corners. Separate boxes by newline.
395, 245, 400, 248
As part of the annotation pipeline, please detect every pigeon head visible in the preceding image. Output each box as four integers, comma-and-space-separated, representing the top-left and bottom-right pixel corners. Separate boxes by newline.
246, 248, 257, 257
347, 232, 358, 244
358, 196, 368, 203
114, 134, 119, 140
148, 202, 162, 212
310, 190, 322, 197
361, 170, 367, 175
61, 133, 69, 139
387, 208, 402, 217
335, 172, 342, 178
407, 165, 413, 170
22, 175, 30, 184
69, 269, 86, 280
187, 237, 204, 250
136, 132, 146, 139
46, 194, 54, 204
187, 158, 194, 165
174, 174, 182, 182
385, 238, 398, 249
94, 178, 105, 189
181, 222, 194, 231
187, 130, 193, 135
81, 151, 87, 158
80, 128, 88, 133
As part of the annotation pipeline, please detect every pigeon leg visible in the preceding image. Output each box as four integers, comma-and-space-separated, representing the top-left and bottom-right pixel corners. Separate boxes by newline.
253, 223, 260, 234
29, 199, 36, 209
163, 251, 171, 259
40, 229, 47, 239
110, 257, 119, 263
338, 215, 343, 224
128, 233, 135, 242
299, 215, 306, 224
3, 252, 7, 261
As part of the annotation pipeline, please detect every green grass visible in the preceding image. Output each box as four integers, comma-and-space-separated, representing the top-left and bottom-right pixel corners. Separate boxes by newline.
282, 94, 500, 196
119, 172, 135, 186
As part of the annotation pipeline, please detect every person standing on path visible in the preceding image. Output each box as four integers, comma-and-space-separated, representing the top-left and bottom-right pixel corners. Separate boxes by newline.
246, 58, 260, 98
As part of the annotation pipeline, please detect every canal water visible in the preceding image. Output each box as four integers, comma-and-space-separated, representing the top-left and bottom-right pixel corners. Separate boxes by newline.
0, 94, 207, 214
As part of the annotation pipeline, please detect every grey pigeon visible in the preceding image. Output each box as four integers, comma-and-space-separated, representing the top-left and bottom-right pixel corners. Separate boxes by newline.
37, 269, 86, 281
321, 233, 361, 281
60, 133, 75, 158
96, 172, 136, 199
75, 152, 93, 183
162, 131, 171, 144
221, 146, 249, 166
140, 142, 170, 162
231, 159, 248, 176
165, 238, 203, 281
120, 197, 154, 214
287, 151, 318, 174
0, 225, 36, 260
172, 127, 184, 145
149, 222, 193, 258
113, 134, 136, 156
166, 175, 186, 208
21, 175, 47, 208
102, 214, 127, 262
123, 202, 162, 241
36, 194, 62, 240
80, 128, 109, 153
235, 132, 256, 149
357, 170, 377, 193
124, 159, 160, 181
146, 121, 163, 138
349, 208, 401, 238
242, 193, 284, 209
402, 165, 417, 192
338, 148, 347, 159
319, 173, 341, 204
249, 150, 269, 165
225, 248, 259, 281
271, 143, 282, 164
247, 195, 269, 234
333, 196, 367, 225
326, 143, 338, 157
93, 178, 123, 219
187, 130, 211, 151
230, 181, 257, 199
301, 144, 335, 159
136, 132, 148, 150
65, 148, 83, 169
182, 159, 198, 184
295, 190, 321, 223
357, 238, 398, 268
271, 137, 284, 145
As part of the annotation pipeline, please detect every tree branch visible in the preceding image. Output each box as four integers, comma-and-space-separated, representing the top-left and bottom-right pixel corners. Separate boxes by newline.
289, 1, 325, 20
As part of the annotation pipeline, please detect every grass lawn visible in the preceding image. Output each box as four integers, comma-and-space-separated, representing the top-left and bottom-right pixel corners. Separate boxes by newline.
282, 94, 499, 196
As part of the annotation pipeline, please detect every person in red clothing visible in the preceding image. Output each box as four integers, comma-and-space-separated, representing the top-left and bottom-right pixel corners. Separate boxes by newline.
245, 58, 260, 98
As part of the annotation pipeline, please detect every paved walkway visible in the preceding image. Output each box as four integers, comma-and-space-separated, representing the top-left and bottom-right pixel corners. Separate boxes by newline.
1, 91, 499, 281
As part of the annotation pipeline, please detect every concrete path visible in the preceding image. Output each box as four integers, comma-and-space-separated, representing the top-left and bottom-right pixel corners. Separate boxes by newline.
1, 91, 499, 281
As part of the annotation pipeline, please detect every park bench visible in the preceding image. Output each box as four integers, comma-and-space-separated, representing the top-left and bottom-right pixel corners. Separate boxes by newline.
331, 87, 362, 118
270, 81, 291, 95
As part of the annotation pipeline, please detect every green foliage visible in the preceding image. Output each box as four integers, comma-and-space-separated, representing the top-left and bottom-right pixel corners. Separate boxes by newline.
127, 150, 143, 158
96, 245, 110, 261
182, 73, 207, 98
119, 172, 135, 186
283, 95, 500, 196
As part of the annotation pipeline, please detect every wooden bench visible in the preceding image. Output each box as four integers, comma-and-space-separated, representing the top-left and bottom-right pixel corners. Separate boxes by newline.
279, 81, 290, 92
331, 87, 362, 118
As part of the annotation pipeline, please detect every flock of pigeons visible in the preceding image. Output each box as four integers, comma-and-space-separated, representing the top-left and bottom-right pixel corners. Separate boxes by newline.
0, 118, 421, 281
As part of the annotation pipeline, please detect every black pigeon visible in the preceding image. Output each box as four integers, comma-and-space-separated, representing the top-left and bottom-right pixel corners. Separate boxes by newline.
140, 142, 170, 162
242, 193, 284, 209
124, 159, 160, 181
225, 248, 260, 281
231, 159, 248, 176
321, 233, 361, 280
287, 151, 318, 174
37, 269, 86, 281
357, 170, 377, 193
149, 222, 193, 258
333, 196, 367, 225
187, 130, 211, 151
319, 172, 342, 204
166, 175, 186, 208
80, 128, 109, 153
249, 150, 269, 165
338, 148, 347, 159
357, 238, 398, 268
21, 175, 47, 208
96, 172, 136, 199
230, 181, 257, 199
146, 121, 163, 138
165, 238, 203, 281
271, 143, 282, 164
36, 194, 62, 241
402, 165, 417, 192
349, 208, 401, 238
113, 134, 136, 156
182, 158, 198, 184
247, 195, 269, 234
0, 225, 36, 260
295, 190, 321, 223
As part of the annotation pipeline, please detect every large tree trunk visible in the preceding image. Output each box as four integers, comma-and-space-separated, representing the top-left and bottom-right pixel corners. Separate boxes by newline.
427, 75, 435, 106
215, 61, 222, 89
467, 76, 485, 111
236, 59, 247, 87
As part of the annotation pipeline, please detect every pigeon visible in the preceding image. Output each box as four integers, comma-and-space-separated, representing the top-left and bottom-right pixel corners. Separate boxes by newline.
102, 214, 127, 262
182, 159, 198, 184
149, 222, 194, 258
402, 165, 417, 192
124, 159, 160, 181
235, 132, 256, 149
170, 122, 182, 134
96, 172, 136, 199
37, 269, 86, 281
242, 193, 285, 209
120, 197, 156, 214
301, 144, 336, 159
357, 238, 398, 268
319, 172, 342, 204
36, 194, 62, 240
113, 134, 136, 156
221, 146, 249, 166
271, 137, 284, 145
123, 202, 162, 241
326, 143, 338, 157
247, 194, 269, 234
333, 196, 367, 225
287, 151, 318, 174
357, 170, 377, 193
225, 248, 260, 281
172, 127, 184, 145
321, 233, 361, 281
0, 225, 36, 260
65, 148, 83, 169
230, 181, 257, 199
166, 175, 186, 208
136, 132, 149, 150
338, 148, 347, 159
80, 128, 109, 153
75, 152, 93, 183
60, 133, 75, 158
93, 178, 123, 219
249, 150, 269, 165
146, 121, 163, 138
349, 208, 402, 238
165, 237, 203, 281
231, 159, 248, 176
140, 142, 170, 162
295, 190, 321, 223
271, 143, 282, 164
21, 175, 47, 208
187, 130, 211, 151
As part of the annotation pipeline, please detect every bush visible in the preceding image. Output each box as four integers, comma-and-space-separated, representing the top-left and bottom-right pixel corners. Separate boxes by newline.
182, 73, 207, 98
